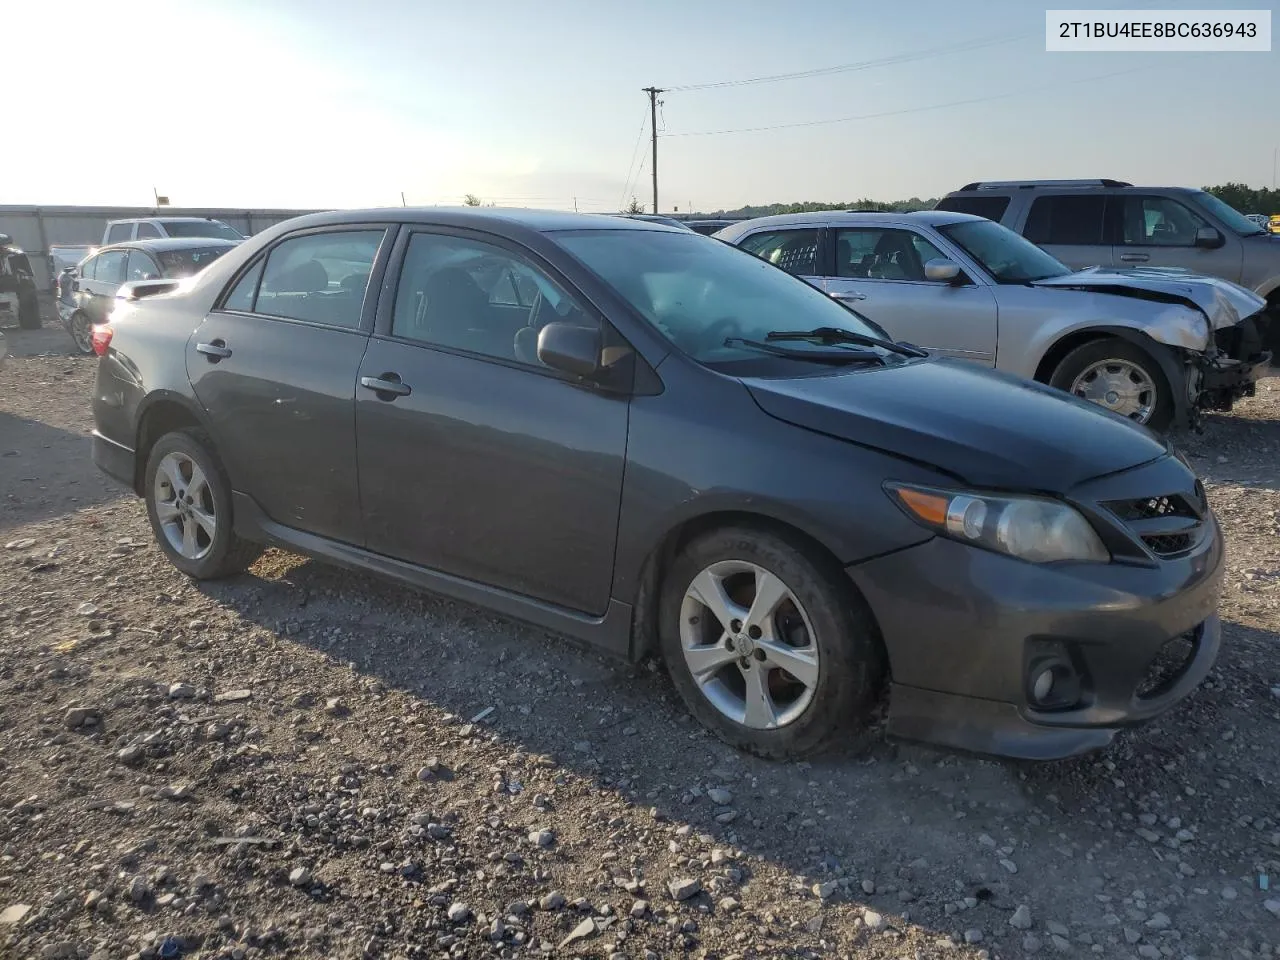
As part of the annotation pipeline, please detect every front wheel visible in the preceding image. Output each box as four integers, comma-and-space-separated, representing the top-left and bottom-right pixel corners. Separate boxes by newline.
658, 526, 884, 760
68, 312, 95, 355
1049, 337, 1173, 431
143, 429, 263, 580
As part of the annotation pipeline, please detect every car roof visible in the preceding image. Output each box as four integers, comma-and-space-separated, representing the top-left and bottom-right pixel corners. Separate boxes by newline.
271, 207, 690, 235
99, 237, 241, 254
109, 216, 234, 224
947, 182, 1202, 196
724, 210, 985, 230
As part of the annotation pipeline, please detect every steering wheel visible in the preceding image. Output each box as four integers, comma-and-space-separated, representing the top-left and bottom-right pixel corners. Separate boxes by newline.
698, 316, 744, 352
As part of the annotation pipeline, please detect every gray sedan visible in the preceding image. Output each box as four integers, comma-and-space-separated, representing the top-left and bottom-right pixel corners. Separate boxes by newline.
716, 211, 1269, 431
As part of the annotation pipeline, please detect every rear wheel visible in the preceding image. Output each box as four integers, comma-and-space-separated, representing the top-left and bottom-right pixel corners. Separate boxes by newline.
658, 526, 884, 760
144, 429, 263, 579
1049, 337, 1173, 431
68, 312, 94, 355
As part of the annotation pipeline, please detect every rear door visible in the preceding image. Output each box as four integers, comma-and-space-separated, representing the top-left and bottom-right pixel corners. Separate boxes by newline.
186, 224, 392, 547
820, 225, 998, 364
80, 249, 127, 323
1113, 193, 1244, 281
1020, 194, 1112, 270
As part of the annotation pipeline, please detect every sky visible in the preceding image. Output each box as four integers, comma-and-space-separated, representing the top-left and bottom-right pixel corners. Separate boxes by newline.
6, 0, 1278, 213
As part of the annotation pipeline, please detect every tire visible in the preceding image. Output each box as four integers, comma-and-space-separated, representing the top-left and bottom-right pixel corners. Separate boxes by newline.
1048, 337, 1173, 432
143, 429, 263, 580
658, 525, 884, 760
68, 312, 95, 355
18, 292, 41, 330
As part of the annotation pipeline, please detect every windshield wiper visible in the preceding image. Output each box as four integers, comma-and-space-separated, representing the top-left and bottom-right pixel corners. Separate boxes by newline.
724, 337, 886, 365
764, 326, 927, 358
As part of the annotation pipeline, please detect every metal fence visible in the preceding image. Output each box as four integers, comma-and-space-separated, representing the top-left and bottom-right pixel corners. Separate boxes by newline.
0, 205, 322, 289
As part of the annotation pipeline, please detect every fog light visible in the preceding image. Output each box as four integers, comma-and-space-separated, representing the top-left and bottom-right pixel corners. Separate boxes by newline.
1032, 668, 1055, 703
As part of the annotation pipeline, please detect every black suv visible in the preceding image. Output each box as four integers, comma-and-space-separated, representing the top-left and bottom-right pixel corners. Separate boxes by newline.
0, 234, 41, 330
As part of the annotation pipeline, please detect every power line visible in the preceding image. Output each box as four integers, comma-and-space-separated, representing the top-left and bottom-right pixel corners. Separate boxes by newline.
618, 106, 650, 211
661, 65, 1163, 138
664, 32, 1031, 92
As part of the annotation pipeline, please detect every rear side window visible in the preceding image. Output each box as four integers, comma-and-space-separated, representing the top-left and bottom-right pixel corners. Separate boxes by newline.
222, 260, 264, 312
106, 223, 132, 244
126, 249, 161, 281
95, 250, 128, 284
255, 230, 384, 328
136, 222, 162, 239
1024, 196, 1108, 245
79, 255, 99, 280
738, 229, 820, 276
935, 195, 1011, 221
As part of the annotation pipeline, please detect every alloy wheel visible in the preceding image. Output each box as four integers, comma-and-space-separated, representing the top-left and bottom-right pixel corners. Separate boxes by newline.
678, 559, 820, 729
71, 314, 93, 354
153, 452, 217, 560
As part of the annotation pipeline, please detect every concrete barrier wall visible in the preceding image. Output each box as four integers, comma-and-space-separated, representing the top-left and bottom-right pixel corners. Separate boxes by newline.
0, 205, 322, 288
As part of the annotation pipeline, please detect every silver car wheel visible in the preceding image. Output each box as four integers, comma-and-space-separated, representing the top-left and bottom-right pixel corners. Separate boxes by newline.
1069, 359, 1156, 423
152, 452, 217, 561
678, 559, 820, 730
70, 314, 94, 354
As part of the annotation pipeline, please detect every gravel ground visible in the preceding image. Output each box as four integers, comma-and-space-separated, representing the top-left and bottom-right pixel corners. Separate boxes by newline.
1, 318, 1278, 960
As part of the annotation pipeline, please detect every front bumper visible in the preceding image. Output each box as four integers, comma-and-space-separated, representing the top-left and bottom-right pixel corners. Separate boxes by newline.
849, 493, 1224, 760
1197, 313, 1272, 413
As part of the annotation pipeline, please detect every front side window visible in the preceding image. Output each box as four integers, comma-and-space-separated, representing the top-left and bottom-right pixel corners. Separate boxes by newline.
938, 219, 1072, 284
106, 223, 132, 244
738, 229, 820, 276
126, 249, 161, 282
95, 250, 128, 285
1024, 195, 1108, 246
135, 222, 162, 239
1122, 196, 1208, 247
156, 246, 233, 278
392, 233, 591, 367
163, 220, 244, 242
255, 230, 384, 328
553, 228, 895, 366
1191, 191, 1268, 236
835, 228, 947, 281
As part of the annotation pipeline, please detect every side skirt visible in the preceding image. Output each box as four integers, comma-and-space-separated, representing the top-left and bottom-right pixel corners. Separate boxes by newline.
231, 493, 635, 660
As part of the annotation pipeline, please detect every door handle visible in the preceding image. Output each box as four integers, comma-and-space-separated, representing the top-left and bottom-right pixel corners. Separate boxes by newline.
833, 291, 867, 301
1120, 254, 1149, 263
360, 374, 412, 399
196, 340, 232, 361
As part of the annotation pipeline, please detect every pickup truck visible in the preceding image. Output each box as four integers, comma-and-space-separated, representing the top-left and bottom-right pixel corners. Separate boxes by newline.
101, 217, 244, 245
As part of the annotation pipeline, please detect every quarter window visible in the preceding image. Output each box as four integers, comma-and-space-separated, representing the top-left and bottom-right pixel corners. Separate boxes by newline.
834, 228, 947, 281
738, 229, 820, 276
1122, 196, 1208, 247
126, 250, 161, 282
1024, 195, 1108, 246
95, 250, 128, 285
135, 222, 162, 239
106, 223, 132, 244
222, 260, 264, 312
255, 230, 385, 328
392, 233, 592, 368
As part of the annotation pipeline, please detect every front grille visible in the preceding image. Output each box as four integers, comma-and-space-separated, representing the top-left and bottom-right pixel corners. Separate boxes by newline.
1135, 632, 1199, 700
1102, 493, 1204, 558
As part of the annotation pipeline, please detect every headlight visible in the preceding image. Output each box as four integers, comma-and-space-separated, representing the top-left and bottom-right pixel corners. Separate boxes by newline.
887, 483, 1110, 564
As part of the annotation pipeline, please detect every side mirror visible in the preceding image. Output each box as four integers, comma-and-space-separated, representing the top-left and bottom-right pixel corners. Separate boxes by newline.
537, 322, 602, 379
1194, 226, 1224, 249
924, 258, 962, 282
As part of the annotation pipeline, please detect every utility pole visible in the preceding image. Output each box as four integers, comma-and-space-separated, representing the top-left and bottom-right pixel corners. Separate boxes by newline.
643, 86, 664, 214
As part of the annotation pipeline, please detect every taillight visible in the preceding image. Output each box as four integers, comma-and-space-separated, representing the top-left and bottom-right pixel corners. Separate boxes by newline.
90, 324, 113, 357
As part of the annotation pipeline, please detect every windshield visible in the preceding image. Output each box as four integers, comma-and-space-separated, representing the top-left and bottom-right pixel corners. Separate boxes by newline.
157, 246, 232, 278
938, 219, 1072, 283
1192, 191, 1269, 236
551, 228, 894, 365
162, 221, 244, 241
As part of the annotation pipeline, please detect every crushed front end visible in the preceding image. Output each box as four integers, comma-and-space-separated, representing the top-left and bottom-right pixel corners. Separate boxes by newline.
1193, 307, 1271, 422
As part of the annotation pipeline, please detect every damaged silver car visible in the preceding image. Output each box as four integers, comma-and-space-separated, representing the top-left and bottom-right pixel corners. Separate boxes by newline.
716, 211, 1270, 431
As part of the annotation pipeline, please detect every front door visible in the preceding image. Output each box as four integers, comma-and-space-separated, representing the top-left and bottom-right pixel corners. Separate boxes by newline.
185, 226, 390, 546
355, 229, 630, 616
1112, 194, 1244, 281
820, 226, 999, 365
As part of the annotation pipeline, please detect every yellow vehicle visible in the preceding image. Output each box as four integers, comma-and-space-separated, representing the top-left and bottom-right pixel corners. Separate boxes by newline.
1269, 214, 1280, 234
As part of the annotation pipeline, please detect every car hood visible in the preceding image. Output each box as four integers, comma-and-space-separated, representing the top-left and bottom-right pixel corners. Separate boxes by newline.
743, 358, 1168, 492
1030, 266, 1266, 330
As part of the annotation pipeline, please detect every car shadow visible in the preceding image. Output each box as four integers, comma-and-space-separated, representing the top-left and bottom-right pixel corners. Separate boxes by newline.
190, 551, 1280, 955
0, 411, 126, 533
1175, 409, 1280, 492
